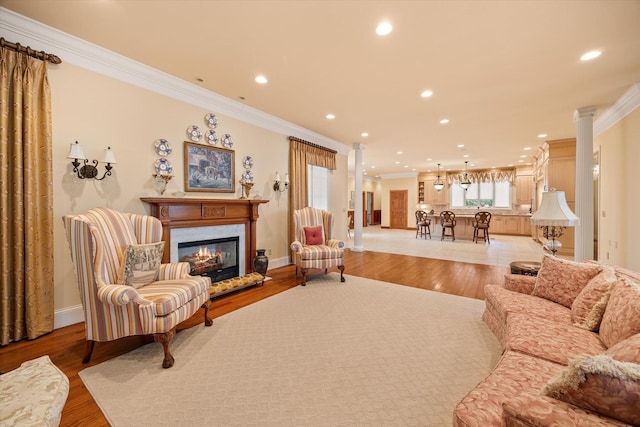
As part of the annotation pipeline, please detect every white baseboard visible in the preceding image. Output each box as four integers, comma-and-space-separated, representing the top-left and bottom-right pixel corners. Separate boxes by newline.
53, 257, 290, 330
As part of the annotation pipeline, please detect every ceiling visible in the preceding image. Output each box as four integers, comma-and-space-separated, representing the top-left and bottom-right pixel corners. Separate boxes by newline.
4, 0, 640, 177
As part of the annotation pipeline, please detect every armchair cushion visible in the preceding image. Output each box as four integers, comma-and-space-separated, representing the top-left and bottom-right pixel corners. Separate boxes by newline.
533, 255, 602, 308
119, 242, 165, 288
542, 354, 640, 426
303, 226, 324, 245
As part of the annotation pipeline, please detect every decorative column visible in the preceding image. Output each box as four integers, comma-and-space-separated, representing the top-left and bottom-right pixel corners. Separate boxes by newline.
573, 107, 597, 261
352, 143, 365, 252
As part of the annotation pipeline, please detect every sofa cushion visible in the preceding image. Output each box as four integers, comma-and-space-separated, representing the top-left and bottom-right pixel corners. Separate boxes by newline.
453, 351, 565, 427
505, 313, 606, 365
119, 242, 165, 288
605, 333, 640, 364
571, 267, 618, 331
599, 277, 640, 348
532, 255, 602, 308
542, 354, 640, 426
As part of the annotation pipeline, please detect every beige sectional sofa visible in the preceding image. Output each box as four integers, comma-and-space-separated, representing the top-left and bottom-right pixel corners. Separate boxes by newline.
454, 255, 640, 426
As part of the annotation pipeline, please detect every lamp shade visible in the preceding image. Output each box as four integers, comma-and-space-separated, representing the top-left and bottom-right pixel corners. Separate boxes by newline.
67, 142, 86, 160
102, 146, 117, 164
531, 190, 580, 226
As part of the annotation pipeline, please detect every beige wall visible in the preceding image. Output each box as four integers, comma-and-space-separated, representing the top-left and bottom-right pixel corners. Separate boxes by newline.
347, 177, 383, 210
380, 176, 419, 228
595, 106, 640, 270
50, 63, 347, 322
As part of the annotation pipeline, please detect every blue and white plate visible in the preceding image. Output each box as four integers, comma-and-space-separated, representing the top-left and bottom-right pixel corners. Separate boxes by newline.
154, 158, 173, 175
154, 139, 172, 157
242, 156, 253, 169
205, 130, 219, 145
242, 169, 254, 182
187, 125, 202, 142
222, 133, 234, 148
205, 113, 218, 129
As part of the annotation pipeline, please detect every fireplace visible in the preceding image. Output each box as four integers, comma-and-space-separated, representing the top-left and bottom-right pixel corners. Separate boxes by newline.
178, 236, 239, 282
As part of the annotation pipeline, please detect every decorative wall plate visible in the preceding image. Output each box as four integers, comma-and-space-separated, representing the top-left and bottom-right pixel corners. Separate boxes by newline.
204, 113, 218, 129
205, 130, 219, 145
242, 156, 253, 169
154, 139, 172, 156
187, 125, 202, 142
154, 158, 173, 174
242, 169, 254, 182
222, 133, 234, 148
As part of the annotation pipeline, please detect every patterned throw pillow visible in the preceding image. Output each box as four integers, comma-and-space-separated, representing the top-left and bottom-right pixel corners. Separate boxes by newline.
599, 277, 640, 348
532, 255, 602, 308
571, 267, 618, 331
119, 242, 165, 288
543, 354, 640, 426
303, 226, 324, 245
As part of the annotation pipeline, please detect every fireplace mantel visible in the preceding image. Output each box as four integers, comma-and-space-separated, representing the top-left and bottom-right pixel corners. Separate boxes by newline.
141, 197, 268, 271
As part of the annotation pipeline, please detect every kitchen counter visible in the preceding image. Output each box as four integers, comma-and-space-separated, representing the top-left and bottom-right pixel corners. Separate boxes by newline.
426, 212, 533, 239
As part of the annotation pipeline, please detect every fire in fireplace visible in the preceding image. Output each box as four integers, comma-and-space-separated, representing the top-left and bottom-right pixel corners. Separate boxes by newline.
178, 236, 239, 282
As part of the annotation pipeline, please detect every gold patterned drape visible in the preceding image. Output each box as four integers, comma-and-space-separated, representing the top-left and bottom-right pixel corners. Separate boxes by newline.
0, 47, 55, 345
288, 137, 337, 258
446, 167, 516, 185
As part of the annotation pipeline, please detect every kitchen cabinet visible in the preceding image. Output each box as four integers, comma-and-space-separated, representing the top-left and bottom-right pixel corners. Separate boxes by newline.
424, 180, 446, 204
515, 175, 533, 205
418, 181, 425, 203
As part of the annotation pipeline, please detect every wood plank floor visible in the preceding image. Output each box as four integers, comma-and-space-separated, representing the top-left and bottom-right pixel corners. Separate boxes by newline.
0, 250, 508, 426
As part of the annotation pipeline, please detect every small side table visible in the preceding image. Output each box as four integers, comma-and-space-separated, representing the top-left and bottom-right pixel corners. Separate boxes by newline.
510, 261, 542, 276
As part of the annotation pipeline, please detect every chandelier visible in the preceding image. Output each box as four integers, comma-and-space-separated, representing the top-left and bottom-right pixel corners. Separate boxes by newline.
433, 163, 445, 191
459, 161, 471, 190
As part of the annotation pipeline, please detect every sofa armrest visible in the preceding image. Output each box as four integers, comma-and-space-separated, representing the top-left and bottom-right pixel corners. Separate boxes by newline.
502, 393, 628, 427
503, 273, 537, 295
158, 262, 191, 280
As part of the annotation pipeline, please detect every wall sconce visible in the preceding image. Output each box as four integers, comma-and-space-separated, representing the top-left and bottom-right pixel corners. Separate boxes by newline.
67, 141, 116, 180
273, 171, 289, 192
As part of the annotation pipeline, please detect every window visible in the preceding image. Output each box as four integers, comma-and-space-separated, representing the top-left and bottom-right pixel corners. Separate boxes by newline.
450, 181, 511, 208
307, 165, 330, 210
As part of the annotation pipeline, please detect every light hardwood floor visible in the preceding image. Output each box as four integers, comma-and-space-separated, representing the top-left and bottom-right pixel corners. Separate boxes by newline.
0, 246, 514, 426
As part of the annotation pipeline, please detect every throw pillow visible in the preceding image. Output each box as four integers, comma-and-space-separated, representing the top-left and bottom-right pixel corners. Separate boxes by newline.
303, 226, 324, 245
119, 242, 165, 288
542, 354, 640, 426
571, 267, 618, 331
605, 333, 640, 364
599, 277, 640, 348
532, 255, 602, 308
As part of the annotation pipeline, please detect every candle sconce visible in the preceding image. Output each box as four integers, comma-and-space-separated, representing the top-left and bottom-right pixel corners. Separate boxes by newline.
273, 171, 289, 192
67, 141, 117, 180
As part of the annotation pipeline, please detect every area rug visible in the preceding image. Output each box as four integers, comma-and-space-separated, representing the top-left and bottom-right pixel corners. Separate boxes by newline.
79, 274, 501, 426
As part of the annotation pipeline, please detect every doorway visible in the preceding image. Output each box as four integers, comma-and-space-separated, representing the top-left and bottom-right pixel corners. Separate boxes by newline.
363, 191, 374, 226
389, 190, 408, 229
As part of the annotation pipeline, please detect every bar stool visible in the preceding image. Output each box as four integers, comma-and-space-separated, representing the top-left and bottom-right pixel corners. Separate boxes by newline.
473, 211, 491, 244
440, 211, 456, 241
415, 210, 431, 239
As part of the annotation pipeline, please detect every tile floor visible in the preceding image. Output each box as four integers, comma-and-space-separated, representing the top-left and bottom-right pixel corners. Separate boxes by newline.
345, 225, 549, 268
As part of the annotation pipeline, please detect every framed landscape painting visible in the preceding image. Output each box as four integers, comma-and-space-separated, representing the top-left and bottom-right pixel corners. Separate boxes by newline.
184, 142, 235, 192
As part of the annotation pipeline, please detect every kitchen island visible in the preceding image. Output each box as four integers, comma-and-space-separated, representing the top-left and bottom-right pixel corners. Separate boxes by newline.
426, 212, 532, 240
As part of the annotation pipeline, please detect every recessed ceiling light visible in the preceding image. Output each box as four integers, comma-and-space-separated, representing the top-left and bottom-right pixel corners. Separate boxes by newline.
518, 159, 524, 163
427, 158, 432, 161
421, 90, 433, 98
404, 165, 409, 168
440, 119, 450, 124
376, 21, 393, 36
371, 166, 376, 169
326, 114, 335, 120
524, 147, 532, 151
537, 133, 547, 138
397, 151, 403, 155
463, 154, 469, 158
394, 161, 400, 164
520, 155, 527, 158
470, 164, 475, 167
580, 50, 601, 61
361, 132, 369, 137
255, 75, 268, 84
457, 144, 465, 148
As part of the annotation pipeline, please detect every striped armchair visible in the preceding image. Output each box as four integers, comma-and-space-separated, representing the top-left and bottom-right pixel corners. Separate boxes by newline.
63, 207, 212, 369
291, 207, 345, 285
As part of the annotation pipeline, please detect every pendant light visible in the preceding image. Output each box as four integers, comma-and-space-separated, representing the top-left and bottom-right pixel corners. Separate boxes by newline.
459, 161, 471, 190
433, 163, 444, 191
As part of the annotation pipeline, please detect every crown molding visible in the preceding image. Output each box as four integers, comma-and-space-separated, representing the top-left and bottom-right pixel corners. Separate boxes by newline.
380, 171, 419, 180
594, 83, 640, 136
0, 7, 350, 156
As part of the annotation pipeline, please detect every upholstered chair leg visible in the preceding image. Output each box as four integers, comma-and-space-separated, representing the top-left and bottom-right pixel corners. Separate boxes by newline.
339, 265, 345, 282
301, 269, 308, 286
82, 340, 95, 364
154, 328, 176, 369
201, 300, 213, 327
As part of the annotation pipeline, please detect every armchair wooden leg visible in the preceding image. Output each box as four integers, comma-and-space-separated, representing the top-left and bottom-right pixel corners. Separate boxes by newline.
154, 328, 176, 369
82, 340, 95, 364
301, 269, 308, 286
201, 300, 213, 327
339, 265, 345, 282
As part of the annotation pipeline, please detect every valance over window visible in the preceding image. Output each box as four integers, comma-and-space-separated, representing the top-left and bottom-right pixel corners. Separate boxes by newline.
446, 168, 516, 185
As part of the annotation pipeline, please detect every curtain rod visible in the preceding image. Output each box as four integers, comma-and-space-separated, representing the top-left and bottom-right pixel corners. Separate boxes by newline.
0, 38, 62, 64
289, 136, 337, 154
